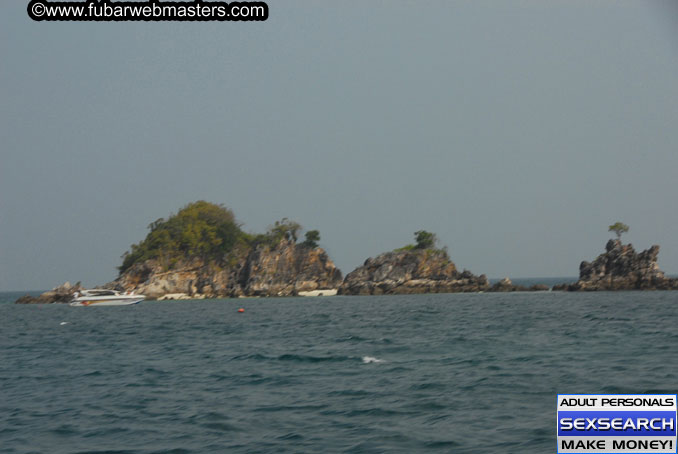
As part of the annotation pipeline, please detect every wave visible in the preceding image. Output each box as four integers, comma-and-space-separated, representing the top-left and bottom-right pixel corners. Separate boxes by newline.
277, 353, 353, 363
229, 352, 384, 364
361, 356, 384, 364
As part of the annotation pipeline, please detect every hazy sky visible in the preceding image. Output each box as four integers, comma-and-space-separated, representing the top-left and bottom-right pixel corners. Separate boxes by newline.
1, 1, 677, 291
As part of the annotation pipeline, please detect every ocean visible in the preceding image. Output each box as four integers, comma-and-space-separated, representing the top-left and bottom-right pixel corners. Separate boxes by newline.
2, 290, 677, 453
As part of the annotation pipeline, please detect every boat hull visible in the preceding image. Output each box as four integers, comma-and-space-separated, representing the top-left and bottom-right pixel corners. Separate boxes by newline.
69, 298, 143, 307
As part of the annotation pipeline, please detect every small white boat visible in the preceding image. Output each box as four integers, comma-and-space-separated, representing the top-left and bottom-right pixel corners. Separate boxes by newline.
69, 289, 144, 307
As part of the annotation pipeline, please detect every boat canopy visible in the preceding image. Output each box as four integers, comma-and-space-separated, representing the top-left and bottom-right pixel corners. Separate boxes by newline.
81, 289, 118, 296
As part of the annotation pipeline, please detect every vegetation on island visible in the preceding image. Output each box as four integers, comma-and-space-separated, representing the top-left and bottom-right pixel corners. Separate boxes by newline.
302, 230, 321, 248
394, 230, 447, 255
414, 230, 437, 250
118, 201, 321, 274
608, 221, 629, 240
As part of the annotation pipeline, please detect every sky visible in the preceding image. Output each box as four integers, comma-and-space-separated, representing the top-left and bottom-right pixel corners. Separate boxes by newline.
1, 1, 677, 291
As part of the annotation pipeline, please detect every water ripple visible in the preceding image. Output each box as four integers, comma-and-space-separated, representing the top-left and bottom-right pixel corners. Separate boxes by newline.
2, 292, 678, 453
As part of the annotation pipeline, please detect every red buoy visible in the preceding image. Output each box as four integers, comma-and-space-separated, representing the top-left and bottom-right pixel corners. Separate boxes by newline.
238, 308, 245, 313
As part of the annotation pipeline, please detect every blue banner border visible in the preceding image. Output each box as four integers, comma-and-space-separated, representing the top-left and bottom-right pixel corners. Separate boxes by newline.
556, 394, 678, 454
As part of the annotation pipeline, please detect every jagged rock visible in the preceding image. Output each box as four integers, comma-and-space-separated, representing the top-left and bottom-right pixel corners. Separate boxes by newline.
15, 281, 83, 304
111, 239, 343, 299
239, 240, 342, 296
488, 277, 523, 292
486, 278, 550, 292
111, 258, 227, 299
564, 239, 678, 291
338, 249, 489, 295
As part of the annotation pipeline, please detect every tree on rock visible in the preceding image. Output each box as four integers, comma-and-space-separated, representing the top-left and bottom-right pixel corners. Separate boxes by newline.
118, 201, 245, 273
608, 222, 629, 240
302, 230, 321, 248
414, 230, 437, 249
269, 218, 302, 243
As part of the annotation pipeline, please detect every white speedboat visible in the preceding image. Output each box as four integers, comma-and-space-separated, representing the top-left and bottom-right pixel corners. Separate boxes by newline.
69, 289, 145, 307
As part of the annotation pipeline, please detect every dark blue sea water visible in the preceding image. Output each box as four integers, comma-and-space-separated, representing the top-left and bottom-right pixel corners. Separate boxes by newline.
2, 291, 678, 453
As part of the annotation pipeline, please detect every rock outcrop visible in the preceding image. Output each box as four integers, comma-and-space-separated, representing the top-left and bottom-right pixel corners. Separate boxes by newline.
551, 283, 570, 291
338, 249, 489, 295
238, 240, 342, 297
24, 236, 676, 303
487, 277, 523, 292
484, 277, 550, 292
15, 281, 83, 304
562, 239, 678, 291
109, 239, 343, 299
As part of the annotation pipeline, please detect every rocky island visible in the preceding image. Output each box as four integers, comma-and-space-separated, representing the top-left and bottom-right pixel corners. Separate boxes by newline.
15, 281, 83, 304
17, 202, 342, 302
338, 231, 490, 295
555, 239, 678, 291
111, 239, 342, 299
16, 214, 677, 303
111, 203, 343, 298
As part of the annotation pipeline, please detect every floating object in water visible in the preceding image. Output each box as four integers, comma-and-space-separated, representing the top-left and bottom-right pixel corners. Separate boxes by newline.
362, 356, 384, 364
60, 322, 69, 326
238, 308, 245, 313
70, 289, 144, 306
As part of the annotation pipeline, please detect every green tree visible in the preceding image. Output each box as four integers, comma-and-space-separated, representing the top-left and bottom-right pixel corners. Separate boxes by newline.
608, 222, 629, 241
302, 230, 321, 248
118, 201, 245, 273
268, 218, 302, 243
414, 230, 437, 249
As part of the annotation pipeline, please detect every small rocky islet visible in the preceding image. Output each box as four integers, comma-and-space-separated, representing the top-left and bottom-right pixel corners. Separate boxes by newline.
338, 248, 489, 295
15, 203, 678, 303
553, 239, 678, 291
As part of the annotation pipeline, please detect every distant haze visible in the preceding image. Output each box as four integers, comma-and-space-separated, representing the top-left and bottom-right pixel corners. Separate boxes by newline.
1, 1, 677, 291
